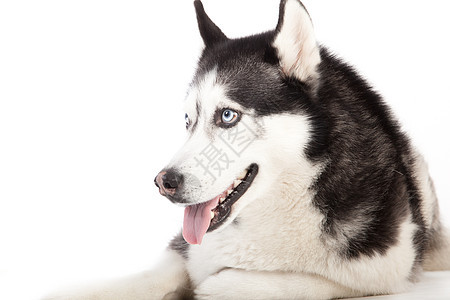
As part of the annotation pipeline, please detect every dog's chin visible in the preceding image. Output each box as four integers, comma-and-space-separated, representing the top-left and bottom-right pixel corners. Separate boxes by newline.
181, 163, 259, 244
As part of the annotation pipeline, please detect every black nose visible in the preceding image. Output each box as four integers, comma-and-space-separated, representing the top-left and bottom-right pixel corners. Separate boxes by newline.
162, 170, 183, 189
155, 168, 183, 196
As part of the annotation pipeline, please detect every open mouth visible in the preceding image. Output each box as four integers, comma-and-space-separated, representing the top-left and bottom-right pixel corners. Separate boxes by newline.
182, 163, 259, 245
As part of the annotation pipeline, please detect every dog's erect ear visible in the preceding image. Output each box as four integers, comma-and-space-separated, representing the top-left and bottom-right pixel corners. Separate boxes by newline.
273, 0, 321, 83
194, 0, 228, 47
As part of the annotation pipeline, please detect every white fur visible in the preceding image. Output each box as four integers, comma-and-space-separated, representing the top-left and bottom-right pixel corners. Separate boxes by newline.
170, 69, 261, 206
273, 0, 321, 82
195, 269, 362, 300
410, 151, 450, 271
327, 218, 417, 294
423, 229, 450, 271
412, 150, 439, 230
186, 154, 417, 297
185, 112, 320, 285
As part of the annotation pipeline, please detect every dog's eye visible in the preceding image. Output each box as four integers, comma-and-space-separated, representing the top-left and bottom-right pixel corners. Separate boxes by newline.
221, 109, 238, 124
185, 113, 190, 129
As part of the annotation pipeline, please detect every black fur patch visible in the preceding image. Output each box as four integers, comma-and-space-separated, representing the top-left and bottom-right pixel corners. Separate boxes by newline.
188, 101, 201, 133
312, 48, 426, 259
194, 0, 228, 47
169, 232, 190, 259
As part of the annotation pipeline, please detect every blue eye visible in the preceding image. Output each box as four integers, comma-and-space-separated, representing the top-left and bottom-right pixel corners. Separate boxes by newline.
221, 109, 238, 124
185, 113, 190, 129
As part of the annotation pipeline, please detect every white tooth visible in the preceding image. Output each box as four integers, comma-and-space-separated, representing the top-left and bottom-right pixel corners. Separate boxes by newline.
238, 170, 247, 180
219, 197, 225, 203
211, 211, 215, 219
234, 179, 242, 187
227, 190, 233, 196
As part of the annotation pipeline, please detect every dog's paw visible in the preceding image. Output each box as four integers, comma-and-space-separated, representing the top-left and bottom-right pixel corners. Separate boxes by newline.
42, 283, 161, 300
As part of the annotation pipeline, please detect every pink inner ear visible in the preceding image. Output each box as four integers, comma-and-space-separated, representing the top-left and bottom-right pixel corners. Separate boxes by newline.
273, 0, 321, 83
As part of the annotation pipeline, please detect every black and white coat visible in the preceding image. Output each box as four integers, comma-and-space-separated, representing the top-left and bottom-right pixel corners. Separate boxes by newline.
47, 0, 450, 299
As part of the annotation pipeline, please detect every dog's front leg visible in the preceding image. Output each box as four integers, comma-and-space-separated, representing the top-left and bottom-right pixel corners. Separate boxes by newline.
194, 268, 362, 300
44, 249, 190, 300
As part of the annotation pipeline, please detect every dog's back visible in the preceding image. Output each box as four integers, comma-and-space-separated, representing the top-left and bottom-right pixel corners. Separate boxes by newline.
311, 48, 450, 270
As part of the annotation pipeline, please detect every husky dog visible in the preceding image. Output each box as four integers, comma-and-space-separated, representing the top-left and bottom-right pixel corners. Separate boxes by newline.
47, 0, 450, 299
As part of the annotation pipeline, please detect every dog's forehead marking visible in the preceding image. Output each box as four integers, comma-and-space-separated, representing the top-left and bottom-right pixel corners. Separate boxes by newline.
185, 67, 244, 121
185, 68, 217, 118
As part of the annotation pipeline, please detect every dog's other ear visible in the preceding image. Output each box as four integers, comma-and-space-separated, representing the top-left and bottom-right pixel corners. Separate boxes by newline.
273, 0, 321, 83
194, 0, 228, 47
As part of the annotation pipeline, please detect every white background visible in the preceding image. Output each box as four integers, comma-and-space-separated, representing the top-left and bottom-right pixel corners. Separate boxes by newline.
0, 0, 449, 299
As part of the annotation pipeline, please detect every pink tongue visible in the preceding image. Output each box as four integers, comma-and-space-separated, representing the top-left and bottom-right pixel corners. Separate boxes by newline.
182, 196, 220, 245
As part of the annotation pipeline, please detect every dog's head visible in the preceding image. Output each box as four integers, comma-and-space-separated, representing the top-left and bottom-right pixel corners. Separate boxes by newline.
155, 0, 322, 245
